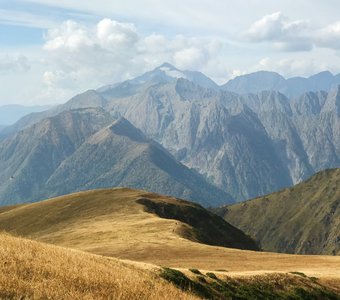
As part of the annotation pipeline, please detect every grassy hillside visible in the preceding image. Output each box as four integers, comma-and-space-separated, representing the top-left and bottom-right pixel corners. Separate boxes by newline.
0, 188, 257, 252
0, 188, 339, 280
218, 168, 340, 255
0, 232, 198, 300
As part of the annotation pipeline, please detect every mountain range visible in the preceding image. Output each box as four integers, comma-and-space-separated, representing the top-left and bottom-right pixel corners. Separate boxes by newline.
0, 107, 230, 206
0, 63, 339, 203
222, 70, 340, 97
217, 168, 340, 255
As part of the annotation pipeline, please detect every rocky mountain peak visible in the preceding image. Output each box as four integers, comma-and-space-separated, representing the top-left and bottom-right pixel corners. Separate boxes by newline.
108, 117, 148, 143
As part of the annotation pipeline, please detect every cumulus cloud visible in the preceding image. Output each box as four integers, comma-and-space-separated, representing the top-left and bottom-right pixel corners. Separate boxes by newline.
41, 18, 227, 100
245, 11, 340, 52
44, 20, 93, 51
96, 18, 138, 50
246, 12, 313, 51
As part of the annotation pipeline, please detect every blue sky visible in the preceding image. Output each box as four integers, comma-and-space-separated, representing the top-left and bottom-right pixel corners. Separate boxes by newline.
1, 0, 340, 105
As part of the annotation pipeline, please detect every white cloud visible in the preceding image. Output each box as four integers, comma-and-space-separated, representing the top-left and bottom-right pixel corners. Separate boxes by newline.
39, 18, 229, 101
44, 20, 93, 51
316, 22, 340, 49
246, 12, 313, 51
96, 19, 138, 50
245, 11, 340, 52
247, 12, 286, 41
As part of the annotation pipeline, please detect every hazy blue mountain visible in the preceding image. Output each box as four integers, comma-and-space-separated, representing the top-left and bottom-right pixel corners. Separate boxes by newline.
222, 70, 340, 97
222, 71, 286, 95
0, 91, 106, 138
0, 107, 231, 206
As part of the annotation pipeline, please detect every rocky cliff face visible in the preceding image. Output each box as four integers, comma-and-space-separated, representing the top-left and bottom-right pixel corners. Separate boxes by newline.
1, 65, 339, 202
104, 79, 339, 200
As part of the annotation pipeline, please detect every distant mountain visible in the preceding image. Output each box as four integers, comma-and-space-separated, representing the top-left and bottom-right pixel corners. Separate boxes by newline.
0, 104, 52, 125
1, 65, 339, 201
99, 62, 219, 93
222, 71, 286, 95
217, 169, 340, 255
222, 70, 340, 97
0, 107, 231, 206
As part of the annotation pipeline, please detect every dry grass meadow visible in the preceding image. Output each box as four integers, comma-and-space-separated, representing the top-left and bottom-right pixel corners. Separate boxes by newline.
0, 232, 199, 300
0, 188, 339, 298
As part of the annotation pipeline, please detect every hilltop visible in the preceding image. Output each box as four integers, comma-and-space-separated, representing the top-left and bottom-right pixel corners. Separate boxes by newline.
0, 188, 257, 253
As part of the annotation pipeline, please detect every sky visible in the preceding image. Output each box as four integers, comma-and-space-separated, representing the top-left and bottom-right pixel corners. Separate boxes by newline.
1, 0, 340, 105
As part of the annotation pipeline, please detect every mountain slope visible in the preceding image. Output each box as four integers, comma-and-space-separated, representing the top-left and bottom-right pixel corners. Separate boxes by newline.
0, 107, 114, 204
217, 169, 340, 255
44, 117, 232, 206
0, 108, 231, 206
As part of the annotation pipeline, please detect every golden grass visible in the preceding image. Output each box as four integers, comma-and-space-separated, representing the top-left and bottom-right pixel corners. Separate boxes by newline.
0, 232, 199, 300
0, 188, 339, 282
